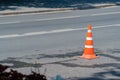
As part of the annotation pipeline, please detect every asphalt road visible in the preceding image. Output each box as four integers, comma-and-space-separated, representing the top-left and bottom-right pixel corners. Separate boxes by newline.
0, 6, 120, 60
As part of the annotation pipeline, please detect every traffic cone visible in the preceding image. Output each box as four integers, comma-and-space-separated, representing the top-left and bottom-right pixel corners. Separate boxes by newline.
80, 25, 98, 60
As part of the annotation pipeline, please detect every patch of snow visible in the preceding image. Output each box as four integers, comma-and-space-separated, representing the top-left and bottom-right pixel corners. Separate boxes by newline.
0, 63, 14, 66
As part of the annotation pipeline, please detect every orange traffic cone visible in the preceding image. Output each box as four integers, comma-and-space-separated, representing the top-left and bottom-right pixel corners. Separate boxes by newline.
80, 25, 98, 60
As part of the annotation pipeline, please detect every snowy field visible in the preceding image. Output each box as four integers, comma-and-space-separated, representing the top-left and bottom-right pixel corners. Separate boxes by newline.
1, 47, 120, 80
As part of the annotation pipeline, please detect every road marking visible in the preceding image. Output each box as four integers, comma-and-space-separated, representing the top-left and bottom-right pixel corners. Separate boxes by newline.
0, 24, 119, 39
0, 21, 21, 25
91, 12, 120, 16
0, 11, 120, 25
30, 11, 120, 22
0, 34, 20, 38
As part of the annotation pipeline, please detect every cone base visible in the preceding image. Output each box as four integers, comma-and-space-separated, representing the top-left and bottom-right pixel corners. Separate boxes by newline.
80, 54, 98, 60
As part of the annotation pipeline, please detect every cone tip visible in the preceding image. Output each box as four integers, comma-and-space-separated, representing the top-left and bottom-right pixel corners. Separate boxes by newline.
88, 24, 92, 30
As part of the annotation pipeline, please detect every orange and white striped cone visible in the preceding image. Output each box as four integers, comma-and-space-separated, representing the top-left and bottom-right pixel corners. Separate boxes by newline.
80, 25, 98, 60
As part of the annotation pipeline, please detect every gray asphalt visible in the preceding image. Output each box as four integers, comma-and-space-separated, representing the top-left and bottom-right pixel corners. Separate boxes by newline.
0, 6, 120, 60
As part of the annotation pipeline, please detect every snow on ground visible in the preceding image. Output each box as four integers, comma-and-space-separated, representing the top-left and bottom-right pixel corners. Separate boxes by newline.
0, 3, 119, 15
0, 7, 68, 13
93, 3, 116, 6
1, 48, 120, 80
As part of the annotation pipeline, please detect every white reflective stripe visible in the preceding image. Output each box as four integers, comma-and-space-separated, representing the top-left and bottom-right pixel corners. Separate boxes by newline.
85, 45, 93, 48
86, 37, 92, 40
88, 30, 92, 32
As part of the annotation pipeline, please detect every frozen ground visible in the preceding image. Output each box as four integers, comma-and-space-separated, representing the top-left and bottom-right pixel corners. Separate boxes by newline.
0, 47, 120, 80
